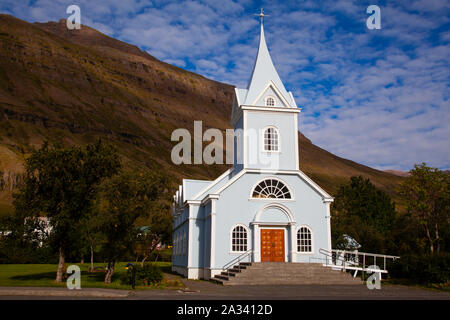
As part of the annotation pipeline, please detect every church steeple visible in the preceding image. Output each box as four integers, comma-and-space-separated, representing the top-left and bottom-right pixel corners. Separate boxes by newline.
244, 12, 295, 107
230, 11, 301, 172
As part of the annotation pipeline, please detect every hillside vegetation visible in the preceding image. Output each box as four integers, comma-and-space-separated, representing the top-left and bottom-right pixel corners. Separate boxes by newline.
0, 15, 404, 214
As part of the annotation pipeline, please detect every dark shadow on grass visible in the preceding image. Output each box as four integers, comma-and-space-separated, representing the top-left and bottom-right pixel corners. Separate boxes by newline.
85, 271, 106, 281
160, 265, 177, 275
11, 272, 56, 281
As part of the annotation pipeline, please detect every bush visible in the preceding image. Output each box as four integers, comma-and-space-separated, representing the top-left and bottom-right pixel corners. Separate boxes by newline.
389, 252, 450, 285
149, 248, 172, 262
121, 263, 163, 286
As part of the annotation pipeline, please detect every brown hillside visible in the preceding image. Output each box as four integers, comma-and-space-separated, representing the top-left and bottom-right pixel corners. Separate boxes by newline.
0, 15, 404, 214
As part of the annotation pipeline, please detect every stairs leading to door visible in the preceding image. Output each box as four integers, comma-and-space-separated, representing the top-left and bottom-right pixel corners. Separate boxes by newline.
211, 262, 363, 286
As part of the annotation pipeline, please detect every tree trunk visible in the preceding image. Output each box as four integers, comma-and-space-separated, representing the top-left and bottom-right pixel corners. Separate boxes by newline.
141, 254, 148, 267
89, 245, 94, 272
104, 261, 115, 284
425, 225, 434, 254
435, 222, 440, 253
55, 247, 65, 283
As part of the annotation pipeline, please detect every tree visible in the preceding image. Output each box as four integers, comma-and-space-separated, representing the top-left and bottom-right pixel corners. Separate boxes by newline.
331, 176, 397, 253
12, 140, 121, 282
397, 163, 449, 254
95, 170, 167, 284
135, 202, 172, 266
79, 212, 105, 272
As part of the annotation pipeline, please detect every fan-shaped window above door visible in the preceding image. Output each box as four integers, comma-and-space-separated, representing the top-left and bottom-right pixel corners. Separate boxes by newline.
252, 178, 292, 199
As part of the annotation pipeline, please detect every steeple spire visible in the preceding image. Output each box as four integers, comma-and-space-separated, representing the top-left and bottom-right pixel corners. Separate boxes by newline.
244, 9, 293, 107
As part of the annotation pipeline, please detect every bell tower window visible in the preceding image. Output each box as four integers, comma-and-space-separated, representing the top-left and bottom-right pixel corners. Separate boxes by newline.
263, 127, 279, 152
265, 96, 275, 107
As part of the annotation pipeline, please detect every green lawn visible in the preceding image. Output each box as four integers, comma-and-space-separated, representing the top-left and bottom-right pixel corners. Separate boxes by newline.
0, 262, 175, 290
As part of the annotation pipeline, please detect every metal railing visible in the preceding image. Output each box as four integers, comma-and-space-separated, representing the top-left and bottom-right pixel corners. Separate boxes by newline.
221, 249, 253, 277
318, 248, 400, 276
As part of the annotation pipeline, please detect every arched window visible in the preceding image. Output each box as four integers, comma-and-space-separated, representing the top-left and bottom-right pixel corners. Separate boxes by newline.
263, 127, 279, 151
266, 96, 275, 106
297, 227, 312, 252
252, 178, 292, 199
231, 225, 248, 252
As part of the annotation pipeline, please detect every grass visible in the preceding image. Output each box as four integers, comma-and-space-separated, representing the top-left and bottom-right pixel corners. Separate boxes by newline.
0, 262, 181, 290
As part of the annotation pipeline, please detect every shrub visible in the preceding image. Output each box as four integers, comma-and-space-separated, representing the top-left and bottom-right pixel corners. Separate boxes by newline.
389, 252, 450, 285
121, 263, 163, 286
149, 248, 172, 262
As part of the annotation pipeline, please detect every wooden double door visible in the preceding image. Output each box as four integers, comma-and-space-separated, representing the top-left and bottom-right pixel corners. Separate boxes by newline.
260, 229, 285, 262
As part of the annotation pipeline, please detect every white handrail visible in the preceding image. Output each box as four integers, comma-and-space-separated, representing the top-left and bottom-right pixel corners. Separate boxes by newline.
319, 248, 400, 274
221, 248, 253, 277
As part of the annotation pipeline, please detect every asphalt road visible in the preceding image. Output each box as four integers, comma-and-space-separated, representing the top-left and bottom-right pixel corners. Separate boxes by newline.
0, 280, 448, 300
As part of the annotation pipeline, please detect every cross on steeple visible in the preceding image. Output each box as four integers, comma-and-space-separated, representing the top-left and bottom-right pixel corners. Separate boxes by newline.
255, 8, 269, 24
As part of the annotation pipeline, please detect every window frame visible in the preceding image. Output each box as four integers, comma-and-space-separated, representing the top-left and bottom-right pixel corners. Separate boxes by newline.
296, 225, 314, 254
265, 95, 276, 107
250, 177, 293, 200
262, 126, 280, 153
230, 224, 250, 254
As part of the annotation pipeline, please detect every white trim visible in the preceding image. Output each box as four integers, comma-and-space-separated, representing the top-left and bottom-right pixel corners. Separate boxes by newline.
296, 224, 314, 254
289, 91, 298, 108
191, 168, 233, 201
261, 126, 280, 153
251, 80, 294, 108
187, 204, 195, 267
294, 114, 299, 171
215, 169, 333, 201
253, 203, 295, 223
201, 193, 219, 205
326, 202, 332, 251
229, 223, 250, 254
243, 110, 248, 169
242, 105, 301, 113
231, 89, 240, 123
210, 199, 217, 268
289, 223, 296, 262
249, 176, 294, 200
186, 200, 201, 205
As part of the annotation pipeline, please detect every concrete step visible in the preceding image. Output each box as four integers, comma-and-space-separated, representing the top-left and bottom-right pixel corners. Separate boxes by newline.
215, 263, 364, 286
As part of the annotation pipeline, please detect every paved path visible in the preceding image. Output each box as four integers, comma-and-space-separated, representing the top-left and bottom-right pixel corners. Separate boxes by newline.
0, 286, 130, 299
0, 279, 448, 300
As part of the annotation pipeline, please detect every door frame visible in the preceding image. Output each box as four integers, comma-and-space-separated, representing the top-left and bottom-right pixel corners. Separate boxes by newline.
260, 228, 286, 262
254, 224, 289, 262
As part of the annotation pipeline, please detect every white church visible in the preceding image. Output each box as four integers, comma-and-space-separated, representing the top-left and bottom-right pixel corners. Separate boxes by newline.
172, 16, 334, 280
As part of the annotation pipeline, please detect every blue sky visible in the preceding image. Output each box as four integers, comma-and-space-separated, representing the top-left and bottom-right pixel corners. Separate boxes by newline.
1, 0, 449, 171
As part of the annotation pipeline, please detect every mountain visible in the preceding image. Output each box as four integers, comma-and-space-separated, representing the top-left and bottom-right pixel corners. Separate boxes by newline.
0, 14, 405, 215
384, 170, 410, 177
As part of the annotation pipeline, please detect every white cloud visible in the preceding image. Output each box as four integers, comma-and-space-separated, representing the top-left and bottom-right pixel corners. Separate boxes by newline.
1, 0, 449, 170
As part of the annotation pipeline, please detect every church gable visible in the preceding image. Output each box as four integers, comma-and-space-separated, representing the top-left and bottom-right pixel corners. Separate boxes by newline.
253, 82, 292, 108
